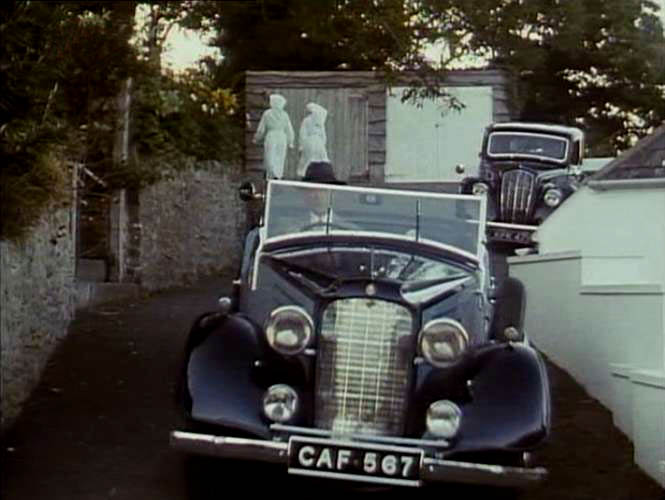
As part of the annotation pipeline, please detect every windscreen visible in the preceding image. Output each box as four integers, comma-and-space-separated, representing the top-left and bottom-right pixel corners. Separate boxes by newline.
488, 132, 568, 161
264, 181, 485, 258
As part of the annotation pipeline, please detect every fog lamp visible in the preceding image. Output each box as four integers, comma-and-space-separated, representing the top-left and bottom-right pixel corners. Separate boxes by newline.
265, 306, 313, 355
543, 188, 563, 207
472, 182, 490, 196
263, 384, 298, 423
426, 400, 462, 438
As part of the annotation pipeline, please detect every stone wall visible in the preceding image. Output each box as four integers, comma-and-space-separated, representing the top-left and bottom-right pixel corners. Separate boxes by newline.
1, 161, 247, 432
1, 205, 77, 430
137, 162, 248, 291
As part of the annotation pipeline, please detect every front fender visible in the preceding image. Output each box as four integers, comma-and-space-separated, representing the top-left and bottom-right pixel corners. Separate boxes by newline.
181, 313, 271, 439
456, 343, 551, 453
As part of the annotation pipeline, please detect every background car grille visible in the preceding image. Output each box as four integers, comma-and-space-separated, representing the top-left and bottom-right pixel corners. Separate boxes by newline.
315, 298, 413, 437
500, 169, 537, 223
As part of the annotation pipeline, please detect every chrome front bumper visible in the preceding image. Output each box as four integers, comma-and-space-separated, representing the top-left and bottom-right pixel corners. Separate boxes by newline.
170, 430, 547, 488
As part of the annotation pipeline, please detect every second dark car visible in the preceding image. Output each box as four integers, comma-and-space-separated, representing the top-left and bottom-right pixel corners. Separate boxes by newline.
460, 122, 586, 248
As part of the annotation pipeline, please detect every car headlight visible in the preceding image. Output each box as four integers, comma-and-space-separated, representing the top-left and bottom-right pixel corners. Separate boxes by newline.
426, 400, 462, 438
543, 187, 563, 207
471, 182, 489, 196
263, 384, 298, 423
265, 306, 313, 355
418, 318, 469, 368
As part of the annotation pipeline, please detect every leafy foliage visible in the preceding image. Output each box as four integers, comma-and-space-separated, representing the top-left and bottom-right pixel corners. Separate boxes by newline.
1, 0, 240, 242
419, 0, 665, 153
193, 1, 416, 81
187, 0, 461, 110
124, 65, 242, 188
1, 2, 79, 241
193, 0, 664, 154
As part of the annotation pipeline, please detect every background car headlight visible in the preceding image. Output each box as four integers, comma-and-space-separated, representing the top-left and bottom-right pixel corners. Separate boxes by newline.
263, 384, 298, 423
543, 187, 563, 207
426, 400, 462, 438
503, 326, 524, 342
419, 318, 469, 367
265, 306, 313, 355
471, 182, 489, 196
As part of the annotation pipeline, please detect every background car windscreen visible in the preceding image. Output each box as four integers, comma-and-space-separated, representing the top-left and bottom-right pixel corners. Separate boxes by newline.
488, 132, 568, 161
265, 182, 484, 257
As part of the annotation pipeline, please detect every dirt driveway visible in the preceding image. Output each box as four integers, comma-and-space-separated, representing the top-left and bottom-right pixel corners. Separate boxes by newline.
1, 276, 663, 499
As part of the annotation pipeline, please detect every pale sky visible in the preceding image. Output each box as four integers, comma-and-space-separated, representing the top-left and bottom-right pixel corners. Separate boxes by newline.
161, 25, 219, 70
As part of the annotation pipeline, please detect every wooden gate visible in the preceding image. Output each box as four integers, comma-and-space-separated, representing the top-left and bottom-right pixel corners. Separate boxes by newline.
75, 165, 111, 281
259, 88, 368, 182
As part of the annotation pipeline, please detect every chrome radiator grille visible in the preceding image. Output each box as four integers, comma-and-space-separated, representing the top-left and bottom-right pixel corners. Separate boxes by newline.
500, 169, 537, 223
315, 299, 413, 437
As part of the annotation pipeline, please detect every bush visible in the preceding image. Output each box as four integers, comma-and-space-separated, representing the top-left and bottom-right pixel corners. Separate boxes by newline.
0, 148, 70, 242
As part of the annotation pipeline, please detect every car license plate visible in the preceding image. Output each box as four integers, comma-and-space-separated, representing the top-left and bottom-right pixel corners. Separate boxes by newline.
488, 226, 534, 244
287, 436, 423, 486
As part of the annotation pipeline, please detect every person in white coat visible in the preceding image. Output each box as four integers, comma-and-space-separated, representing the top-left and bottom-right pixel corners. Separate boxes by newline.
253, 94, 295, 179
297, 102, 330, 178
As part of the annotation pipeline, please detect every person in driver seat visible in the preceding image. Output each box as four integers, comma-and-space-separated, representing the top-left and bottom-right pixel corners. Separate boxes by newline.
298, 161, 347, 227
240, 161, 347, 279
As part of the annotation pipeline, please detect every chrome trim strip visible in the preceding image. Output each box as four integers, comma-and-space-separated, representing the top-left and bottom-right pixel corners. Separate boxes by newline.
524, 171, 534, 218
422, 458, 548, 488
269, 179, 484, 201
169, 431, 287, 463
511, 171, 519, 220
487, 221, 538, 231
270, 424, 450, 448
171, 430, 548, 488
287, 469, 422, 487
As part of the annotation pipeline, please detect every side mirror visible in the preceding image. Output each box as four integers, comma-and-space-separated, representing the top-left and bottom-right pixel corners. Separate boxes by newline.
455, 164, 466, 175
488, 275, 498, 302
238, 182, 264, 202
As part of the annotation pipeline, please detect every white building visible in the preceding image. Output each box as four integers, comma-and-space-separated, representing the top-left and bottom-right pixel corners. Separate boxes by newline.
508, 123, 665, 487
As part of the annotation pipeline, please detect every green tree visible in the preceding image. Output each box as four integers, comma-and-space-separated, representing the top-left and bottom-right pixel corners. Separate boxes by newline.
1, 1, 240, 241
185, 0, 462, 129
127, 1, 242, 180
189, 1, 436, 88
0, 1, 133, 241
419, 0, 665, 153
193, 0, 664, 154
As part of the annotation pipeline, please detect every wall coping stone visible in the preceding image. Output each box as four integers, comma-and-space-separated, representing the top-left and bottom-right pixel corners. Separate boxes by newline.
508, 250, 581, 265
580, 283, 664, 295
630, 369, 665, 389
610, 363, 635, 378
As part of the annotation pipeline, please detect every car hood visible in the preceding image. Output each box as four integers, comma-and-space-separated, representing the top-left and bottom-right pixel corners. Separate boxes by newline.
264, 242, 479, 307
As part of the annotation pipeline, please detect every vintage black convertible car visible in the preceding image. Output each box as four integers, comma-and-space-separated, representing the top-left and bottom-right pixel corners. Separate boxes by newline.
170, 180, 551, 489
460, 122, 585, 248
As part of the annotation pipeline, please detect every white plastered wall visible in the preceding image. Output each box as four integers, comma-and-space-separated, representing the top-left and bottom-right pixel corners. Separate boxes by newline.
508, 184, 665, 487
385, 86, 493, 182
